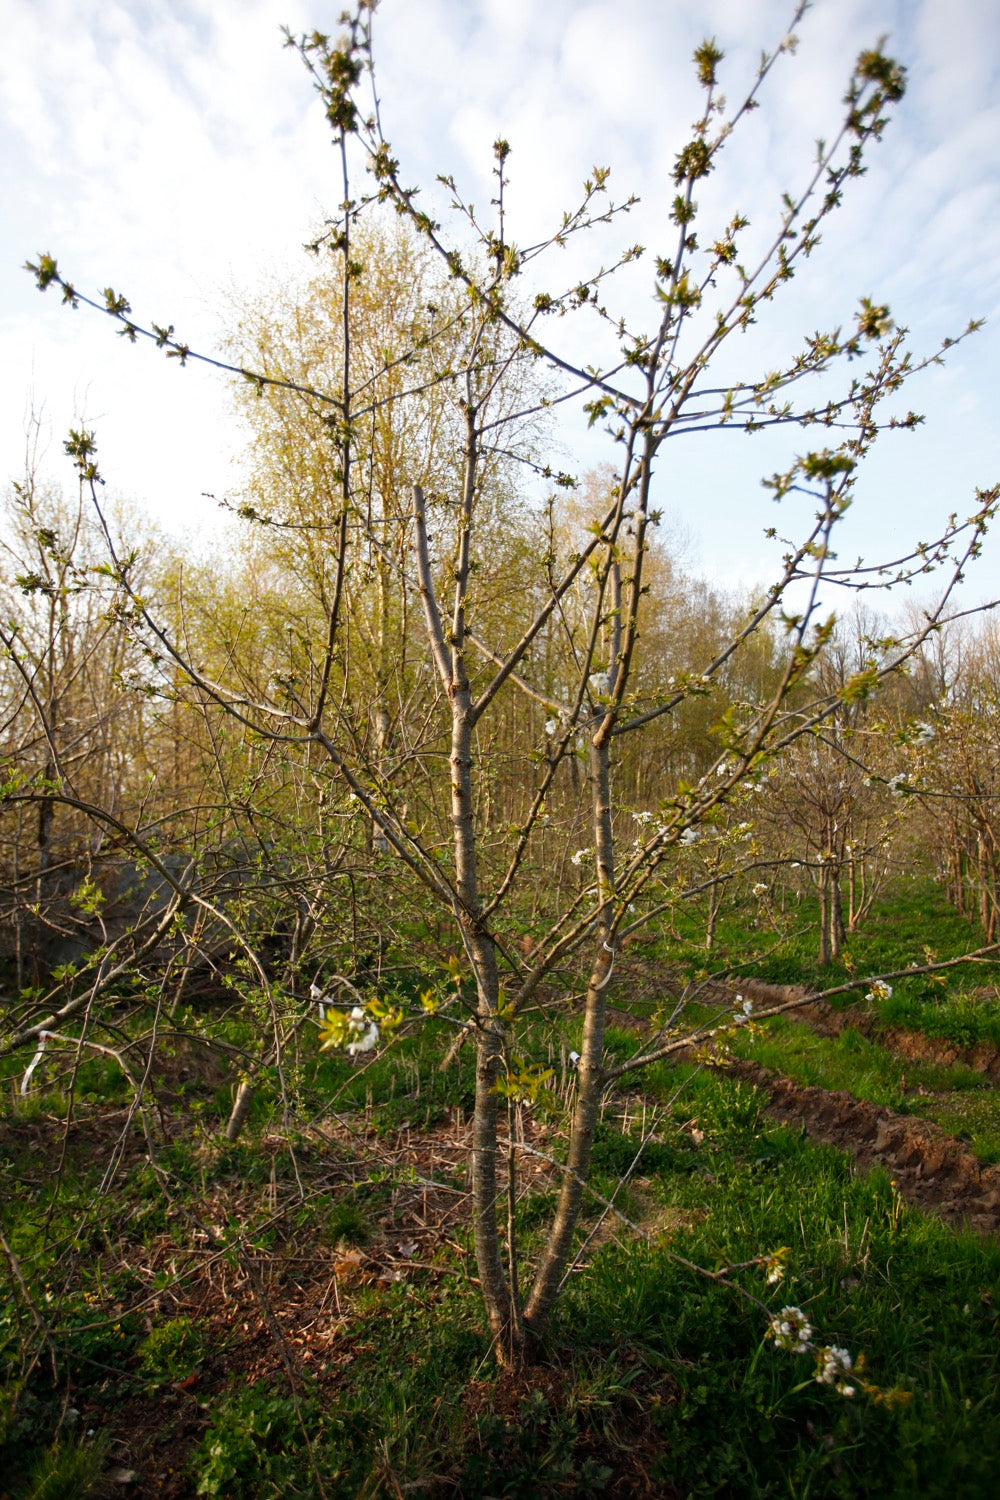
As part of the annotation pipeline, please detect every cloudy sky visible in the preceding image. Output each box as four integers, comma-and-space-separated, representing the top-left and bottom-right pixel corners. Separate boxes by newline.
2, 0, 999, 609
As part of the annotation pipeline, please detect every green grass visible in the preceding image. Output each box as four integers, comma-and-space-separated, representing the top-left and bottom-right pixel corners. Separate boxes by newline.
905, 1089, 1000, 1163
0, 1385, 107, 1500
880, 988, 1000, 1050
659, 875, 1000, 1160
734, 1013, 988, 1102
3, 882, 1000, 1496
663, 875, 998, 1004
174, 1064, 1000, 1498
558, 1066, 1000, 1499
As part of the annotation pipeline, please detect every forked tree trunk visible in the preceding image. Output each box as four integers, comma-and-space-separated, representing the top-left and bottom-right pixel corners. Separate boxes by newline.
413, 462, 523, 1361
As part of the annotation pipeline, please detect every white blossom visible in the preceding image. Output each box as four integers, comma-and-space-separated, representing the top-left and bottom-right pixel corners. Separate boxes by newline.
752, 882, 768, 897
347, 1021, 379, 1056
815, 1345, 855, 1397
865, 979, 893, 1002
763, 1248, 788, 1285
679, 827, 699, 846
570, 847, 590, 867
345, 1006, 380, 1055
769, 1306, 812, 1353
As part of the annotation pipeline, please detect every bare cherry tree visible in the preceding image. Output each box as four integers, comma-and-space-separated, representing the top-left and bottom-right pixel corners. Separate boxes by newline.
20, 4, 997, 1361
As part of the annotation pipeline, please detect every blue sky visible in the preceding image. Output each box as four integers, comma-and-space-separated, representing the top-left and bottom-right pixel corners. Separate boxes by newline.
2, 0, 998, 611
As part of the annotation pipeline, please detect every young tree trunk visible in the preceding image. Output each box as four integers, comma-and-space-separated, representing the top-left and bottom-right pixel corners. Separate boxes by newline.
226, 1076, 256, 1143
457, 692, 522, 1356
705, 875, 723, 950
524, 739, 615, 1340
830, 864, 845, 960
818, 865, 831, 966
35, 758, 55, 905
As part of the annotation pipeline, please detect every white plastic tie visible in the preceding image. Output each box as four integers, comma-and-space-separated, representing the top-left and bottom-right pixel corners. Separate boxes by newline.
20, 1030, 50, 1095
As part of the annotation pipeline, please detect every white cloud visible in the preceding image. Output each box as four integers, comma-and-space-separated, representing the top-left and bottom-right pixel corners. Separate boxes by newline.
1, 0, 997, 599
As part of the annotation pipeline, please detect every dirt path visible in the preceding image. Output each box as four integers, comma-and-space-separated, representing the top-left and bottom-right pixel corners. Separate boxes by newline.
727, 1055, 1000, 1235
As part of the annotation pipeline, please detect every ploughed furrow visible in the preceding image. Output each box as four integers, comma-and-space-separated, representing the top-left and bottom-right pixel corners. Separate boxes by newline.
726, 1056, 1000, 1236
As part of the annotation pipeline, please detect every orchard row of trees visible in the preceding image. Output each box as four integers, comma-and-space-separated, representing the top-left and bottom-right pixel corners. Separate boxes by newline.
3, 438, 999, 994
3, 4, 998, 1360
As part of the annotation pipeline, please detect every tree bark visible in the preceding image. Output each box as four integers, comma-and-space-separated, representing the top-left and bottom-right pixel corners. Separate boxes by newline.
524, 738, 614, 1337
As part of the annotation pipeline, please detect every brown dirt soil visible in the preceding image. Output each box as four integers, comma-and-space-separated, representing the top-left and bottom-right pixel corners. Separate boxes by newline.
460, 1361, 682, 1500
726, 1056, 1000, 1235
879, 1024, 1000, 1079
44, 1107, 584, 1498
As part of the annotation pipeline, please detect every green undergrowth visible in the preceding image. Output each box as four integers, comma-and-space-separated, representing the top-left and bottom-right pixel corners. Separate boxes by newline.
731, 1012, 984, 1100
753, 879, 989, 992
879, 988, 1000, 1050
554, 1066, 1000, 1499
3, 883, 1000, 1496
663, 876, 997, 1006
905, 1089, 1000, 1163
179, 1067, 1000, 1497
663, 876, 1000, 1161
4, 1038, 999, 1497
0, 1386, 108, 1500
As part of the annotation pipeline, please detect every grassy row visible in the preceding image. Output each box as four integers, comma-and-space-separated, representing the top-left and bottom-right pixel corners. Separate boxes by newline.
3, 1025, 999, 1497
657, 877, 1000, 1054
728, 1014, 1000, 1162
